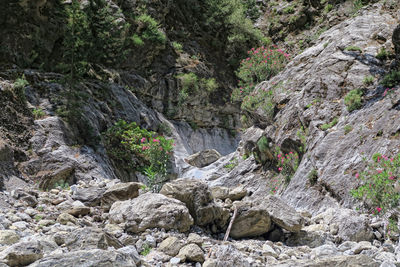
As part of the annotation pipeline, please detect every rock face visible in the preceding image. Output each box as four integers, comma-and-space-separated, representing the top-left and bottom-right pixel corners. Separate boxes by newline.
185, 149, 222, 168
160, 179, 229, 227
393, 24, 400, 57
109, 193, 193, 233
0, 241, 43, 267
101, 182, 142, 211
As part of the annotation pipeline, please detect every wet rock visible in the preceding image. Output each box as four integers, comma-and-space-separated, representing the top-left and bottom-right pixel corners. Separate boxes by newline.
160, 179, 229, 227
101, 182, 142, 211
177, 244, 205, 263
185, 149, 221, 168
28, 249, 137, 267
109, 193, 193, 233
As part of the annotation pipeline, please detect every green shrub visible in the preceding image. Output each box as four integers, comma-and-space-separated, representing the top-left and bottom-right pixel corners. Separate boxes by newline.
376, 47, 389, 60
140, 243, 152, 256
363, 75, 374, 85
283, 5, 295, 14
241, 89, 275, 120
136, 14, 166, 44
131, 34, 144, 46
224, 158, 238, 170
344, 125, 353, 135
32, 108, 46, 119
54, 180, 70, 190
344, 89, 363, 112
381, 70, 400, 88
177, 73, 199, 93
274, 147, 299, 184
324, 4, 333, 13
345, 46, 362, 53
351, 153, 400, 215
308, 168, 318, 185
103, 120, 174, 192
172, 41, 183, 52
13, 75, 29, 102
232, 46, 289, 102
201, 78, 219, 93
320, 117, 338, 130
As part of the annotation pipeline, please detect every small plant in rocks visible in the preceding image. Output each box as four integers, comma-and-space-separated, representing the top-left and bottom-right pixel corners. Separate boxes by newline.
351, 153, 400, 216
274, 147, 299, 184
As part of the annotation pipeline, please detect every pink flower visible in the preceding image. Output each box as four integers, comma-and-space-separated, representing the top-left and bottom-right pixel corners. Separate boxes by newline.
142, 146, 149, 151
278, 167, 282, 172
173, 143, 176, 147
153, 139, 160, 143
355, 173, 359, 179
159, 147, 163, 151
389, 176, 395, 180
140, 137, 146, 143
277, 154, 281, 158
377, 169, 383, 174
376, 207, 382, 213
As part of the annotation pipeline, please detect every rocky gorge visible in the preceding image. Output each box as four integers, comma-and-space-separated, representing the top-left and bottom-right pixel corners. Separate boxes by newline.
1, 0, 400, 266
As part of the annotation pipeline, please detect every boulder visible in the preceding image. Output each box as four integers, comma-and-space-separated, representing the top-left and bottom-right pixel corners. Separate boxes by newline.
230, 200, 272, 239
160, 178, 229, 227
211, 185, 247, 201
109, 193, 193, 233
101, 182, 142, 211
0, 241, 43, 266
28, 249, 138, 267
205, 244, 251, 267
264, 195, 304, 232
177, 244, 205, 263
66, 201, 90, 217
185, 149, 221, 168
0, 230, 19, 245
72, 186, 106, 207
56, 213, 77, 225
158, 236, 184, 257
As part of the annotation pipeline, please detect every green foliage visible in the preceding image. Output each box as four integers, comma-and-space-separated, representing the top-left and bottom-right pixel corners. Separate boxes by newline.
352, 0, 364, 14
324, 4, 333, 13
344, 46, 362, 53
363, 75, 375, 85
201, 78, 219, 93
351, 153, 400, 215
241, 89, 275, 120
232, 46, 289, 102
320, 117, 338, 130
157, 122, 173, 137
283, 5, 295, 14
274, 147, 299, 183
176, 73, 219, 105
34, 215, 43, 222
308, 168, 318, 185
13, 75, 29, 102
344, 89, 363, 112
204, 0, 265, 66
381, 70, 400, 88
223, 157, 238, 171
177, 73, 199, 93
54, 180, 70, 190
141, 244, 152, 256
172, 41, 183, 52
136, 14, 166, 44
131, 34, 144, 46
103, 120, 174, 192
297, 126, 307, 153
32, 108, 46, 119
376, 47, 389, 60
344, 125, 353, 135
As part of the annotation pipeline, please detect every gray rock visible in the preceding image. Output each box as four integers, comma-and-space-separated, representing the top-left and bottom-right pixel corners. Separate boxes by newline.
101, 182, 142, 211
274, 255, 379, 267
264, 195, 303, 232
56, 213, 77, 225
160, 179, 229, 227
117, 245, 141, 266
158, 236, 184, 256
210, 185, 247, 201
207, 244, 250, 267
28, 249, 137, 267
0, 230, 19, 245
109, 193, 193, 233
185, 149, 221, 168
0, 241, 43, 266
177, 244, 205, 263
72, 186, 106, 206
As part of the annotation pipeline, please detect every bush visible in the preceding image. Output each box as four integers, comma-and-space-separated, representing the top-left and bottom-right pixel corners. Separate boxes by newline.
381, 70, 400, 88
32, 108, 45, 119
344, 125, 353, 135
308, 168, 318, 185
103, 120, 174, 192
274, 147, 299, 184
201, 78, 219, 93
376, 47, 389, 60
136, 14, 166, 44
172, 41, 183, 52
232, 46, 289, 102
344, 89, 363, 112
131, 34, 144, 46
177, 73, 199, 93
13, 75, 29, 102
363, 75, 374, 85
241, 88, 275, 119
344, 46, 362, 53
351, 153, 400, 215
320, 117, 338, 130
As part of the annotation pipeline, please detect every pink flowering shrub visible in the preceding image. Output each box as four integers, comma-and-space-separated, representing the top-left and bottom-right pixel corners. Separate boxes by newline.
351, 153, 400, 215
274, 147, 299, 183
231, 46, 289, 102
104, 120, 174, 191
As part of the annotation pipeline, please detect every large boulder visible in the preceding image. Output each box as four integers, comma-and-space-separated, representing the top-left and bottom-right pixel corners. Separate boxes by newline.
109, 193, 193, 233
185, 149, 221, 168
72, 186, 106, 207
28, 249, 138, 267
101, 182, 142, 211
160, 178, 229, 227
0, 241, 43, 266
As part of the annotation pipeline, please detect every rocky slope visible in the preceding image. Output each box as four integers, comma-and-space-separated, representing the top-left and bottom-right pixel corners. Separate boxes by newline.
1, 0, 400, 266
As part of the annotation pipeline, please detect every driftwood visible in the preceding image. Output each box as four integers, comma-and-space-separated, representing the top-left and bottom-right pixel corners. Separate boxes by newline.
224, 205, 238, 241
